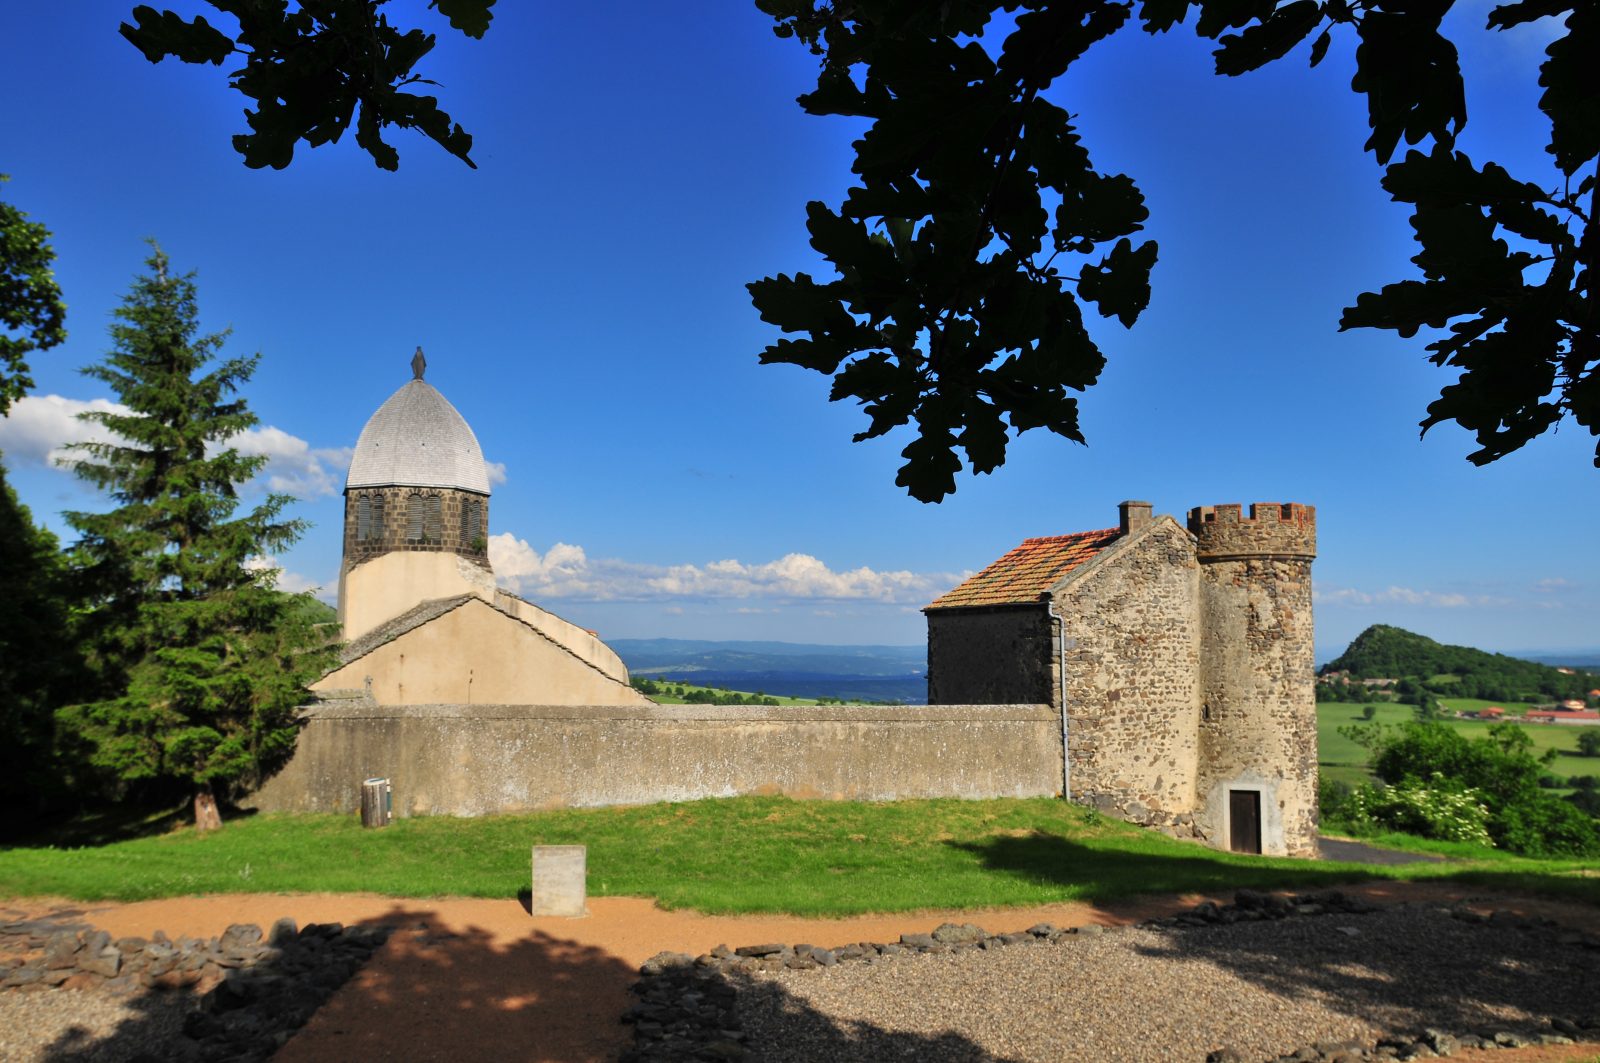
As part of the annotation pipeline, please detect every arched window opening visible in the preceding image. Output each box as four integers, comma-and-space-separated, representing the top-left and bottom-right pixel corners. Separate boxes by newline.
424, 494, 442, 540
406, 493, 425, 541
462, 499, 483, 545
371, 494, 385, 539
356, 495, 372, 541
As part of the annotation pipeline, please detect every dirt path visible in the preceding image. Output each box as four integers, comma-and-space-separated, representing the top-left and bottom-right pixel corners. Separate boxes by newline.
5, 882, 1599, 1062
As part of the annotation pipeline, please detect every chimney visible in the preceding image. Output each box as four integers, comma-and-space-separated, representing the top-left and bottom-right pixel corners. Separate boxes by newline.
1118, 500, 1153, 534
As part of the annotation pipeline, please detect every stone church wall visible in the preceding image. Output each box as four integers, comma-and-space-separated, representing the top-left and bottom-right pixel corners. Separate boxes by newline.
1056, 519, 1202, 832
342, 484, 490, 570
249, 702, 1063, 816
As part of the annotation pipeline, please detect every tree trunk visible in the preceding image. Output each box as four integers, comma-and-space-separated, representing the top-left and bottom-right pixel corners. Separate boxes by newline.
194, 786, 222, 832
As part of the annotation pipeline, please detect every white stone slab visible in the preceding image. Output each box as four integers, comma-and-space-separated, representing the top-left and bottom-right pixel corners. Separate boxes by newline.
530, 845, 587, 917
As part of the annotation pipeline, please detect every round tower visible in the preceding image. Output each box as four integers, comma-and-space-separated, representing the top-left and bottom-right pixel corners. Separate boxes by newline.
1187, 502, 1318, 857
337, 349, 495, 640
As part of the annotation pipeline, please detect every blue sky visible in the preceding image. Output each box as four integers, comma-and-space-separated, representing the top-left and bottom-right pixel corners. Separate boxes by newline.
0, 3, 1592, 658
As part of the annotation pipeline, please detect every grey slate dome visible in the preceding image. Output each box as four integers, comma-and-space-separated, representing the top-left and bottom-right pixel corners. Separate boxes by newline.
345, 374, 492, 495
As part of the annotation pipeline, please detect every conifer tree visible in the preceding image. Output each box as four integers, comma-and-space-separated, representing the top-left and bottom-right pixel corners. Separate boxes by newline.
60, 243, 333, 830
0, 461, 78, 820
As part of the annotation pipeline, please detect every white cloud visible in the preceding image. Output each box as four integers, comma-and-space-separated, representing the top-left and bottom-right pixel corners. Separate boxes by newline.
1535, 577, 1576, 592
485, 461, 507, 486
1313, 584, 1508, 609
0, 394, 350, 497
245, 555, 335, 602
0, 393, 125, 466
230, 426, 352, 497
488, 533, 960, 605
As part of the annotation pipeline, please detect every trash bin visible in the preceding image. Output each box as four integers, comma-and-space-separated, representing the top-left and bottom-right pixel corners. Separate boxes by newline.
360, 776, 392, 828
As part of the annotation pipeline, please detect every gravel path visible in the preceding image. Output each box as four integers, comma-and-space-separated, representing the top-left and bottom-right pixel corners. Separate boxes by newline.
735, 905, 1600, 1062
0, 986, 195, 1062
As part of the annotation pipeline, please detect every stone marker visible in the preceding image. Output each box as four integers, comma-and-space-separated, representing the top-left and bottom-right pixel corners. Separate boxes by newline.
530, 845, 587, 917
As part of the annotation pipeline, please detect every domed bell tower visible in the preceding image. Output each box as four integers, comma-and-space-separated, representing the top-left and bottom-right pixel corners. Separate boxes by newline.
338, 349, 495, 641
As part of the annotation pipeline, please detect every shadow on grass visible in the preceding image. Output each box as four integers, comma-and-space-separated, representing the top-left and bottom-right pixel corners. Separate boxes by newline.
950, 830, 1600, 909
0, 801, 265, 849
946, 833, 1363, 904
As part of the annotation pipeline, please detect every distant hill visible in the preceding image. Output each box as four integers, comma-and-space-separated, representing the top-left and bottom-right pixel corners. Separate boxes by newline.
610, 638, 926, 703
1515, 652, 1600, 672
1321, 625, 1598, 701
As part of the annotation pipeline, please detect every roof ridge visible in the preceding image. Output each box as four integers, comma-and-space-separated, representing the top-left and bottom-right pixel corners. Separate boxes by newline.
1020, 527, 1119, 544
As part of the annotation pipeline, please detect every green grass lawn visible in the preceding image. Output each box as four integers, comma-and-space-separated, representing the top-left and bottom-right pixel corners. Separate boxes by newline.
4, 796, 1599, 915
1318, 702, 1600, 788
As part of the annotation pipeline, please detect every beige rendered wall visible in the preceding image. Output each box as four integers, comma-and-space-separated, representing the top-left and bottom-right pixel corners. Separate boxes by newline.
1055, 518, 1202, 834
339, 551, 495, 641
315, 599, 650, 706
492, 591, 630, 685
248, 702, 1064, 816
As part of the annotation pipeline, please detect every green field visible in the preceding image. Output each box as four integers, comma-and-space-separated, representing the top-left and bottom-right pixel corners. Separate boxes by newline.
1318, 702, 1600, 788
635, 678, 889, 707
641, 683, 820, 706
1437, 697, 1539, 717
4, 796, 1600, 913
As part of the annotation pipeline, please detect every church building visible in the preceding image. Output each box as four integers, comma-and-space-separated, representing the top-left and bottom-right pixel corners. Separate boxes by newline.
311, 351, 649, 707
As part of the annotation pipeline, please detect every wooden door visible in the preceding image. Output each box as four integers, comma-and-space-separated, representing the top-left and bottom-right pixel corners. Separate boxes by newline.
1229, 789, 1261, 854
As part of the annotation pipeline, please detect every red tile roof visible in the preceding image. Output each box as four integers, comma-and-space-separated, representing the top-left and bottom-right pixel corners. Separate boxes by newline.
928, 528, 1122, 609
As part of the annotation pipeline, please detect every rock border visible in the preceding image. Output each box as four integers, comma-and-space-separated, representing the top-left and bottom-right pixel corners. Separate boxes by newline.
1, 915, 391, 1062
619, 890, 1600, 1063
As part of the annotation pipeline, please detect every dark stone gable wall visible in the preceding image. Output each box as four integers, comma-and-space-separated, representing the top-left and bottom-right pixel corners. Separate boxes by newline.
341, 485, 490, 574
926, 606, 1055, 707
1056, 519, 1202, 832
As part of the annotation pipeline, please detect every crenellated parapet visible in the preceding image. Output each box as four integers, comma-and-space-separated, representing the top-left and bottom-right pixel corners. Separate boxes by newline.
1187, 503, 1316, 562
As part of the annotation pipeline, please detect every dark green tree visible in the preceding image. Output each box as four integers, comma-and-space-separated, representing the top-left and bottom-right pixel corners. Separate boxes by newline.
1578, 728, 1600, 757
752, 0, 1596, 496
1372, 721, 1600, 855
0, 461, 80, 821
118, 1, 493, 170
58, 244, 334, 830
121, 0, 1597, 498
0, 174, 68, 414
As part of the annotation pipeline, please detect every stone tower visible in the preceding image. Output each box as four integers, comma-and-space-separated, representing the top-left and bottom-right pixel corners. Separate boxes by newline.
1188, 502, 1318, 856
337, 350, 494, 640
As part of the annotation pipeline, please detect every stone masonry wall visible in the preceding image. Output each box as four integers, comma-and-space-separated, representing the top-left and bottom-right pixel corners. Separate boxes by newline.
248, 702, 1064, 816
1056, 519, 1202, 833
342, 485, 490, 573
927, 607, 1054, 707
1193, 556, 1319, 855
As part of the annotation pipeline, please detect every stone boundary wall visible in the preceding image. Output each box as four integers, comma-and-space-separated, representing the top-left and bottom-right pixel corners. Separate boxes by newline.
248, 703, 1063, 817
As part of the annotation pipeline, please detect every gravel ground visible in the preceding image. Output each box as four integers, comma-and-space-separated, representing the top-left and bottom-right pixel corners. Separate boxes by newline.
735, 905, 1600, 1062
0, 986, 196, 1062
